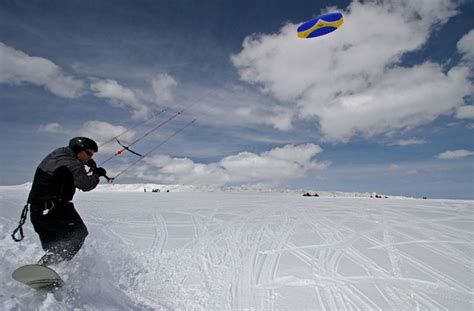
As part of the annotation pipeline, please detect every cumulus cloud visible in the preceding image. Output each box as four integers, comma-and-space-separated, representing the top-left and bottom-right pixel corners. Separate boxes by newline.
0, 42, 85, 98
129, 144, 328, 185
231, 0, 471, 142
437, 149, 474, 160
457, 29, 474, 64
38, 123, 69, 134
178, 85, 296, 131
152, 73, 178, 104
0, 42, 162, 119
90, 79, 149, 119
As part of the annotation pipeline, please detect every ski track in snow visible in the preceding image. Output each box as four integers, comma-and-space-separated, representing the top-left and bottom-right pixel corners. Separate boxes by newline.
1, 187, 473, 310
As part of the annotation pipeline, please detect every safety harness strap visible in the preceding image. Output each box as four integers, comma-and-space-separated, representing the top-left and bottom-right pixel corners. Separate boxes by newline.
12, 203, 29, 242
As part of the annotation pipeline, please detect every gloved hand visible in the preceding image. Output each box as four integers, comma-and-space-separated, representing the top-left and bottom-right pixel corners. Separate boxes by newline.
86, 159, 97, 168
93, 167, 107, 177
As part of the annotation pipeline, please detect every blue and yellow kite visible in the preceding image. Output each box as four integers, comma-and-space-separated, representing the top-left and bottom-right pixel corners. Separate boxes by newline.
297, 12, 344, 39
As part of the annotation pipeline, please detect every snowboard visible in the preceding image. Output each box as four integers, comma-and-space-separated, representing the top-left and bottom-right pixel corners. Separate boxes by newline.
12, 264, 64, 291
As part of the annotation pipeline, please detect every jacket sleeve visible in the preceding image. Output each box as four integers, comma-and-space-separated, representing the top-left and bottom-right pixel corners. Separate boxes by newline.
67, 160, 100, 191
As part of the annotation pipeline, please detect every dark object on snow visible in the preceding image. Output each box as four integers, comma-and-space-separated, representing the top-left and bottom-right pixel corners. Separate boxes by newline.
303, 192, 319, 197
371, 193, 383, 198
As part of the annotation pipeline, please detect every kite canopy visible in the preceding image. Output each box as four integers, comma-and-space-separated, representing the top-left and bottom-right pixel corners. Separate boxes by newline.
297, 12, 344, 39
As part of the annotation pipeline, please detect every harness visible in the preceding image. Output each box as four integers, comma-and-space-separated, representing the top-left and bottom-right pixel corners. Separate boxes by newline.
11, 200, 55, 242
11, 204, 29, 242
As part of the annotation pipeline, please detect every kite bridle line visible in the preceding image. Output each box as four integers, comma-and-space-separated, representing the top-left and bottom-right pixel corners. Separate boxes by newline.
111, 118, 197, 181
98, 106, 191, 167
97, 88, 215, 182
98, 107, 168, 148
112, 108, 184, 158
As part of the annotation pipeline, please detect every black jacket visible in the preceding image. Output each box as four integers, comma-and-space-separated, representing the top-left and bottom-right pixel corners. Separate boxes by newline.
28, 147, 100, 204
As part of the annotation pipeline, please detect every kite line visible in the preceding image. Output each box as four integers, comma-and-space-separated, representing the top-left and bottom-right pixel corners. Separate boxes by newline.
111, 118, 197, 181
96, 97, 203, 182
94, 85, 220, 182
98, 108, 187, 167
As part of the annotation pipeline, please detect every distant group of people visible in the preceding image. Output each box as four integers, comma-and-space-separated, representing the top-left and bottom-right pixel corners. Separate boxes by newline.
144, 188, 160, 192
302, 192, 392, 198
370, 193, 388, 199
144, 188, 170, 193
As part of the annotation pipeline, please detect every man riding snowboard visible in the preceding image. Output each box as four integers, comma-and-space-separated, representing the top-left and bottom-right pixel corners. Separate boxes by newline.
26, 137, 107, 265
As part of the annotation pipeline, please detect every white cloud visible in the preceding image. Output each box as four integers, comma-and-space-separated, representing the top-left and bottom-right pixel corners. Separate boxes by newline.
0, 42, 85, 98
0, 43, 179, 119
38, 123, 69, 134
129, 144, 328, 185
263, 143, 325, 169
437, 149, 474, 160
457, 29, 474, 64
455, 105, 474, 119
90, 79, 149, 119
319, 65, 470, 142
151, 73, 177, 104
389, 138, 426, 146
387, 163, 419, 175
231, 0, 471, 142
178, 85, 296, 131
388, 164, 401, 171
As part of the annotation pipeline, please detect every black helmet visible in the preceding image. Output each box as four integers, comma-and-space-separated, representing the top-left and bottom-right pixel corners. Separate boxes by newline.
69, 137, 98, 153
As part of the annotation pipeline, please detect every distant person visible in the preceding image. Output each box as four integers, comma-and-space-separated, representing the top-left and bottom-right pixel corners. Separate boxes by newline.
25, 137, 108, 265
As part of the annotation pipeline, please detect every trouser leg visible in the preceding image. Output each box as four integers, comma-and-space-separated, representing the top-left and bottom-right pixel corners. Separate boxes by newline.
30, 202, 88, 265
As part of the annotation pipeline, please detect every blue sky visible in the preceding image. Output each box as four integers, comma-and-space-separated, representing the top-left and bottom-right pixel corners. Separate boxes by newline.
1, 0, 473, 199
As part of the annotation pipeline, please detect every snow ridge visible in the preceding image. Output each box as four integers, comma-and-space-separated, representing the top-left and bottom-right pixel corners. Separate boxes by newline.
2, 182, 408, 199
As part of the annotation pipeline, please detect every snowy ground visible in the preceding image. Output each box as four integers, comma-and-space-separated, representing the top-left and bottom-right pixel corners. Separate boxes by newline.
1, 185, 473, 310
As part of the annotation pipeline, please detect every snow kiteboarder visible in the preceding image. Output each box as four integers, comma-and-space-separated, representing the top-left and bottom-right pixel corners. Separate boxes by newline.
13, 137, 108, 265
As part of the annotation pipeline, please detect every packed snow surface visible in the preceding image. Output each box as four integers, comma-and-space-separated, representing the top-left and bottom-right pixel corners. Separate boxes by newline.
1, 185, 473, 310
